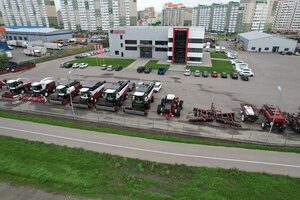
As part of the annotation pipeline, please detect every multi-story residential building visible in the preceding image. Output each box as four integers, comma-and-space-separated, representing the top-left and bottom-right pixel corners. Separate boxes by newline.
145, 7, 155, 19
162, 2, 192, 26
272, 0, 300, 33
0, 0, 58, 28
60, 0, 137, 32
192, 2, 241, 33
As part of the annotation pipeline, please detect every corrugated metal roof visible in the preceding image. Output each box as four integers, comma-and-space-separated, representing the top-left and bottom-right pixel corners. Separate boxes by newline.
5, 26, 63, 34
239, 31, 272, 40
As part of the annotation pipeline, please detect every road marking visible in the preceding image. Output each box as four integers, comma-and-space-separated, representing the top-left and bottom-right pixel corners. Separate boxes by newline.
0, 125, 300, 169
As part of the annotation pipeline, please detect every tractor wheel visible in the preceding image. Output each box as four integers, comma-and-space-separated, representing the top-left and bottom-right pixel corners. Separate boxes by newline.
261, 121, 267, 130
241, 114, 245, 122
52, 88, 56, 93
157, 105, 162, 114
44, 91, 49, 97
151, 96, 154, 102
161, 98, 166, 106
278, 125, 285, 133
179, 100, 183, 109
171, 107, 176, 115
145, 103, 150, 109
175, 109, 180, 117
20, 89, 25, 94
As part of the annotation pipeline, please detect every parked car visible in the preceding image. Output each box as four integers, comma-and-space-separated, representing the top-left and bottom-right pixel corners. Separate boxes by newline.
60, 62, 65, 68
295, 52, 300, 56
144, 68, 152, 74
231, 59, 243, 65
202, 71, 209, 77
221, 46, 226, 52
7, 45, 14, 50
230, 72, 239, 79
154, 82, 162, 92
128, 82, 136, 92
137, 66, 145, 73
107, 65, 114, 71
239, 68, 254, 77
184, 69, 191, 76
227, 51, 237, 59
211, 71, 218, 78
194, 70, 201, 77
72, 63, 80, 69
158, 67, 167, 75
64, 62, 73, 68
114, 66, 123, 71
79, 63, 88, 69
241, 74, 249, 81
221, 72, 228, 78
235, 63, 249, 72
75, 55, 83, 59
101, 64, 107, 70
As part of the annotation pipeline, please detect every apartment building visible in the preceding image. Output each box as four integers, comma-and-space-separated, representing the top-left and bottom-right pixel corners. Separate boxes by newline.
272, 0, 300, 33
0, 11, 3, 25
192, 2, 241, 33
0, 0, 58, 28
162, 2, 192, 26
60, 0, 137, 32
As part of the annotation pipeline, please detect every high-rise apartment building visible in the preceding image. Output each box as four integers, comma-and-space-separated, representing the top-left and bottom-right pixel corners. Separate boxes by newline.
272, 0, 300, 33
162, 2, 192, 26
0, 10, 4, 25
145, 7, 155, 19
60, 0, 137, 32
192, 2, 241, 33
0, 0, 58, 28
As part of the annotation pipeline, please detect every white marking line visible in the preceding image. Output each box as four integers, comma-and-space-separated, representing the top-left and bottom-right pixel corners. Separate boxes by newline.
1, 125, 300, 169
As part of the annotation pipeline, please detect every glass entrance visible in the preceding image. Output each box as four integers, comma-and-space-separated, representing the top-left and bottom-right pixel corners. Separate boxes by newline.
174, 31, 187, 64
140, 47, 152, 58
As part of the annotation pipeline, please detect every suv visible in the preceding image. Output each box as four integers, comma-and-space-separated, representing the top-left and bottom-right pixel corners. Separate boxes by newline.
184, 69, 191, 76
137, 66, 145, 73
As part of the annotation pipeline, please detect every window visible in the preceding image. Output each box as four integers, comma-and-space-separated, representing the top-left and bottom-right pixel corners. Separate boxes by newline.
120, 35, 123, 40
125, 46, 137, 51
18, 36, 22, 40
168, 56, 172, 60
140, 40, 152, 45
251, 47, 256, 50
168, 38, 173, 42
188, 39, 203, 43
125, 40, 137, 44
284, 48, 289, 51
188, 48, 203, 53
168, 47, 172, 51
9, 36, 12, 40
188, 57, 202, 62
264, 47, 269, 51
155, 41, 168, 45
115, 51, 119, 55
121, 43, 123, 47
13, 36, 17, 40
155, 47, 168, 52
110, 30, 113, 33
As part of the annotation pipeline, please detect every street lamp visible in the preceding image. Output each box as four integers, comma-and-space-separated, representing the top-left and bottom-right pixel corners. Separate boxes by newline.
67, 70, 75, 119
266, 86, 282, 143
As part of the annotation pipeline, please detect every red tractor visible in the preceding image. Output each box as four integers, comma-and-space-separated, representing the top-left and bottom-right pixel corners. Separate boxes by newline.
49, 80, 81, 105
19, 77, 56, 103
157, 94, 183, 117
240, 103, 259, 122
1, 78, 31, 100
261, 104, 285, 132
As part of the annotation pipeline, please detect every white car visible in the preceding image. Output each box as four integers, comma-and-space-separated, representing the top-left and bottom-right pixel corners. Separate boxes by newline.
153, 82, 162, 92
72, 63, 80, 68
215, 46, 220, 52
231, 59, 243, 65
227, 51, 237, 59
79, 63, 88, 69
239, 68, 254, 77
184, 69, 191, 76
221, 46, 226, 52
107, 65, 113, 71
235, 63, 248, 72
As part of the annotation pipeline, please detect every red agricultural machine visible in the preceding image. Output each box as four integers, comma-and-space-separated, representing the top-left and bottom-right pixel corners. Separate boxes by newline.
49, 80, 81, 105
1, 78, 31, 100
19, 77, 56, 103
240, 103, 259, 122
157, 94, 183, 117
283, 109, 300, 134
96, 80, 130, 112
72, 81, 106, 108
260, 104, 285, 132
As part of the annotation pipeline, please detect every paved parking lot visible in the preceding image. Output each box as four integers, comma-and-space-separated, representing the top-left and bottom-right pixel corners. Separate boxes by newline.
1, 41, 300, 144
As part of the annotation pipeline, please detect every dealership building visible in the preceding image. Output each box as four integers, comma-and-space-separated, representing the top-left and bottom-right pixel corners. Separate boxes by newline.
109, 26, 205, 64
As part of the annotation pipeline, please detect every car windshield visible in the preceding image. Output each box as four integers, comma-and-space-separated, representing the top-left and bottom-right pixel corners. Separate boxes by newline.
134, 96, 144, 103
8, 81, 17, 88
106, 92, 115, 101
81, 91, 89, 99
57, 87, 67, 95
32, 84, 42, 91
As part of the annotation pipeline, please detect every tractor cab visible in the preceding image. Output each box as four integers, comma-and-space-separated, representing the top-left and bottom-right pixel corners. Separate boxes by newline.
79, 88, 90, 99
104, 89, 116, 101
31, 82, 42, 93
7, 80, 19, 90
56, 85, 67, 96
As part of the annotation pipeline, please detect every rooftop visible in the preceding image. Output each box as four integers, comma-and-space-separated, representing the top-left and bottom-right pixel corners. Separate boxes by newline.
5, 26, 70, 34
238, 31, 272, 40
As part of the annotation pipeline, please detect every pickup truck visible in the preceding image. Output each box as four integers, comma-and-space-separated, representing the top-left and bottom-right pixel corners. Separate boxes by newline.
158, 67, 167, 75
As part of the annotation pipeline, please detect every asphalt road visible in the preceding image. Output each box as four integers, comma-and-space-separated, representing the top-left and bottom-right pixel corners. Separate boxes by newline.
1, 117, 300, 177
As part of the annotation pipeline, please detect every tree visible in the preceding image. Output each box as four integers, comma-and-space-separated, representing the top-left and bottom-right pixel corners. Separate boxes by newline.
0, 51, 10, 70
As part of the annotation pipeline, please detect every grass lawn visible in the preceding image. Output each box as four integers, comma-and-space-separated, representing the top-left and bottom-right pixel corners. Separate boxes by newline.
0, 135, 299, 200
70, 57, 136, 67
0, 111, 300, 154
145, 60, 170, 69
187, 60, 234, 73
210, 52, 228, 59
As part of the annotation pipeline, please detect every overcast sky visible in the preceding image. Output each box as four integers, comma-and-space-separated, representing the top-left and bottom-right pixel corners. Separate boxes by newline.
54, 0, 231, 12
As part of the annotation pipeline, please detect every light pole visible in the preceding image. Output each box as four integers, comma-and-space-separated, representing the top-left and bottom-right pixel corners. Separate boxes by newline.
266, 86, 282, 143
67, 70, 75, 119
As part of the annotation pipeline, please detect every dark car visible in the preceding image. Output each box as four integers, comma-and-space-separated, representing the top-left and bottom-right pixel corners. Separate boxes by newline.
64, 62, 73, 68
211, 71, 218, 78
202, 71, 209, 77
230, 72, 238, 79
75, 55, 83, 59
241, 74, 249, 81
158, 67, 167, 75
144, 68, 152, 74
115, 66, 123, 71
221, 72, 228, 78
128, 82, 136, 92
137, 66, 145, 73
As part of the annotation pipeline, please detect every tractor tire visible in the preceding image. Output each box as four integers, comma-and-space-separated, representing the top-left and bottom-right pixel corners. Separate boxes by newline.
261, 121, 267, 130
171, 107, 176, 115
151, 96, 154, 102
44, 91, 49, 97
175, 109, 180, 117
161, 98, 166, 106
157, 105, 162, 114
278, 125, 285, 133
179, 100, 183, 109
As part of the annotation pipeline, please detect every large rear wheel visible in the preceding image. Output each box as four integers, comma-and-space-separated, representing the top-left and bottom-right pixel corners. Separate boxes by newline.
157, 105, 162, 114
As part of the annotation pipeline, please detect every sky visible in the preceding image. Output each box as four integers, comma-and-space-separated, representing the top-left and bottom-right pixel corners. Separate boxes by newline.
54, 0, 231, 12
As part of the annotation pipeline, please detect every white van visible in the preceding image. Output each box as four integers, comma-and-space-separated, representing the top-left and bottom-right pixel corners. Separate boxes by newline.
215, 46, 220, 52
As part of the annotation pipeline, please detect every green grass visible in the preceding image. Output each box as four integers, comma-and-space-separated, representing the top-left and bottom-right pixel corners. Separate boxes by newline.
0, 111, 300, 154
145, 60, 170, 69
187, 60, 234, 73
0, 135, 299, 200
210, 52, 228, 59
70, 57, 135, 67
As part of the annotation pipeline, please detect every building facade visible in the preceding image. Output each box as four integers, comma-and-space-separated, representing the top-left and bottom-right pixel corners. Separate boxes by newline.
60, 0, 137, 32
109, 26, 204, 64
272, 0, 300, 33
0, 0, 58, 28
192, 2, 241, 33
162, 2, 192, 26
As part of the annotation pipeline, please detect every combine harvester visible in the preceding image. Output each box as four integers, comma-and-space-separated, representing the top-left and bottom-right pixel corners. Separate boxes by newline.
124, 82, 155, 116
19, 77, 56, 103
95, 80, 130, 112
49, 80, 81, 105
284, 110, 300, 134
1, 78, 31, 100
261, 104, 285, 132
157, 94, 183, 117
72, 81, 106, 108
240, 103, 259, 122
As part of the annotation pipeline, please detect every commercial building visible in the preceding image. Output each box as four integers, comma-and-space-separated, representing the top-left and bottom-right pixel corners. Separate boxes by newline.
237, 31, 297, 52
0, 0, 58, 28
272, 0, 300, 33
162, 2, 192, 26
192, 2, 242, 33
5, 26, 72, 42
60, 0, 137, 32
109, 26, 204, 64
